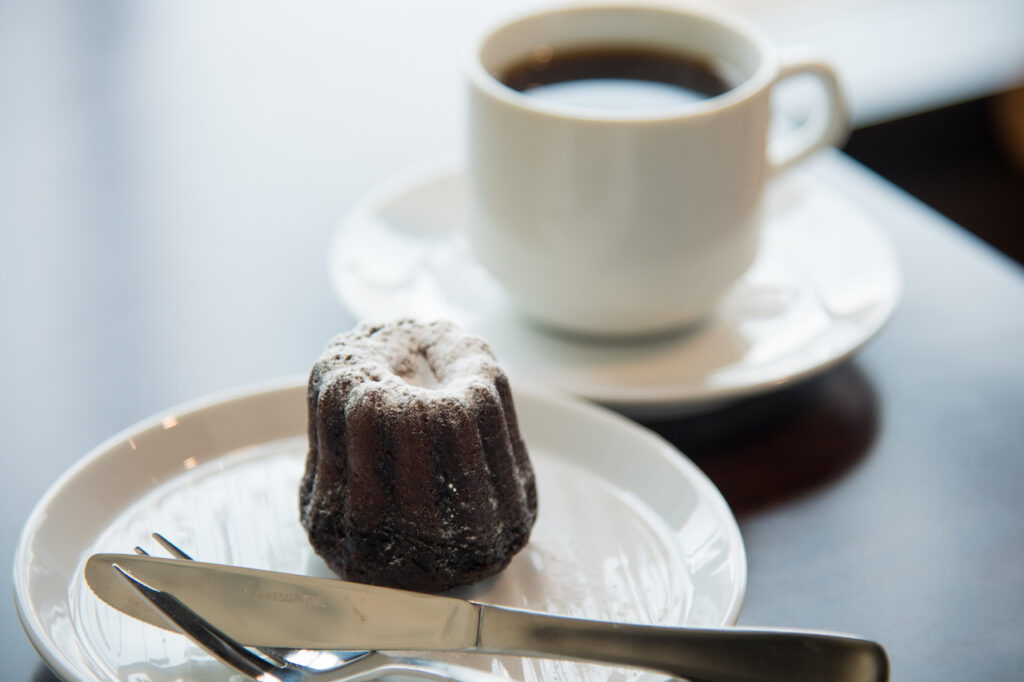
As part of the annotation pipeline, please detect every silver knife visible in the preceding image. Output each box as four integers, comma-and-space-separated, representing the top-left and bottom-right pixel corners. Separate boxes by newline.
86, 553, 888, 682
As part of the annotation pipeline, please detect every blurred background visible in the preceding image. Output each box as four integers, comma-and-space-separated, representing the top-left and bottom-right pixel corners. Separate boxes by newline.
1, 1, 1022, 679
3, 0, 1019, 455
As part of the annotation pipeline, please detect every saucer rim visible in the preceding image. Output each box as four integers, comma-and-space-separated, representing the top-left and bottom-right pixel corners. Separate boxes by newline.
327, 157, 902, 417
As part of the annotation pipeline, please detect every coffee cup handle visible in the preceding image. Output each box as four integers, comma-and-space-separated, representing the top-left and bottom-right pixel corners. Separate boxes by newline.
767, 49, 849, 175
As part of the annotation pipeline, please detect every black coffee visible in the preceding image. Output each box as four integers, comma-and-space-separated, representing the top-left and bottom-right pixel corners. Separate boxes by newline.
500, 46, 732, 111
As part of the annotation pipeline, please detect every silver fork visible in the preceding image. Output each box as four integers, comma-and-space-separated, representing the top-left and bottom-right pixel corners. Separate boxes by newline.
118, 534, 509, 682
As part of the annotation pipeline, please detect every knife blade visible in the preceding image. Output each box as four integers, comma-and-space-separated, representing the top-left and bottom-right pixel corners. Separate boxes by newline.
86, 553, 889, 681
85, 553, 479, 650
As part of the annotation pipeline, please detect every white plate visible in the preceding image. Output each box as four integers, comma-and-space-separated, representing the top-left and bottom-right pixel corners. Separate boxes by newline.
14, 379, 745, 681
328, 159, 901, 418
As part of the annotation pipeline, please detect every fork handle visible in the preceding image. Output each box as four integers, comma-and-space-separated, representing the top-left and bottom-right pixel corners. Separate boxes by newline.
475, 605, 888, 682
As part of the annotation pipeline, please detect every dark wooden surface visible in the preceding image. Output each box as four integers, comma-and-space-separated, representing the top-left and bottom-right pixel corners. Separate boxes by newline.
844, 95, 1024, 266
646, 155, 1024, 682
3, 2, 1023, 681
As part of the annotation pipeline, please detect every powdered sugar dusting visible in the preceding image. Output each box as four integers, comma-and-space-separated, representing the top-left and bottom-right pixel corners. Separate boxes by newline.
310, 320, 514, 449
316, 318, 507, 405
395, 350, 441, 388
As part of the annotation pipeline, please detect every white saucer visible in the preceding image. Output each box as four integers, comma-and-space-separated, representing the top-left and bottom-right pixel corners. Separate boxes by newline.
329, 159, 901, 418
14, 379, 744, 681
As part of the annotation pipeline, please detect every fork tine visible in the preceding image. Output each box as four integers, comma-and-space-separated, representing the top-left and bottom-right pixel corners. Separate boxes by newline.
131, 535, 513, 682
151, 532, 194, 560
111, 562, 278, 680
143, 534, 293, 669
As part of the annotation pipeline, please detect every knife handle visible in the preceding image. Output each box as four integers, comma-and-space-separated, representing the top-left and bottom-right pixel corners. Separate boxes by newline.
475, 605, 888, 682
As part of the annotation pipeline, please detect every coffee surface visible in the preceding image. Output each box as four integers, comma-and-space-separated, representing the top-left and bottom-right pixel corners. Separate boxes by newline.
501, 46, 731, 110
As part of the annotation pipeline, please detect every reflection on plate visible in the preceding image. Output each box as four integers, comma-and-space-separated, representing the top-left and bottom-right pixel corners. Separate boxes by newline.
328, 159, 901, 418
14, 380, 745, 681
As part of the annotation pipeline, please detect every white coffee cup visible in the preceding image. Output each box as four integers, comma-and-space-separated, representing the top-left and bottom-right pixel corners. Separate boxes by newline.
465, 1, 848, 337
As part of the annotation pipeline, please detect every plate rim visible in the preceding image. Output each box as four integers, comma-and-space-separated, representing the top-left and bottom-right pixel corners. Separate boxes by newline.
12, 376, 308, 682
327, 157, 903, 416
14, 376, 746, 681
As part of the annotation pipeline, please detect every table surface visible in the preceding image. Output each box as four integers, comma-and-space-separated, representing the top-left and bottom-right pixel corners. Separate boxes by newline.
3, 2, 1024, 681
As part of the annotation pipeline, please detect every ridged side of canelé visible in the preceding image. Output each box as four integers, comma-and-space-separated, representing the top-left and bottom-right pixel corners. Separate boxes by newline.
299, 319, 537, 592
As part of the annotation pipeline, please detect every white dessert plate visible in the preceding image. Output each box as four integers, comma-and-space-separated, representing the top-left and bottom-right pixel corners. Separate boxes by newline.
14, 379, 745, 682
328, 159, 901, 418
